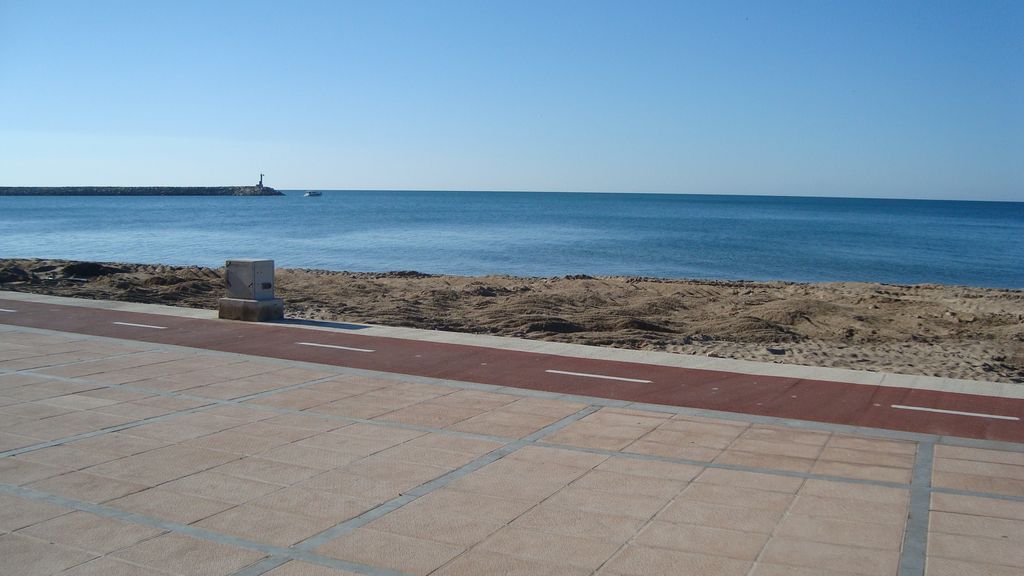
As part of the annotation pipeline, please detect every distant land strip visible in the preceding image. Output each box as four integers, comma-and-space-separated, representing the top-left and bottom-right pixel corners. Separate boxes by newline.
0, 186, 283, 196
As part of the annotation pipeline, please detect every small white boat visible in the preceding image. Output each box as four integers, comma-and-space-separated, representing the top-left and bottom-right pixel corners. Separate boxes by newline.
304, 190, 322, 197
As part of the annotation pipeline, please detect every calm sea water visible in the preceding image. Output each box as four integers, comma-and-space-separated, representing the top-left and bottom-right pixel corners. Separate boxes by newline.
2, 191, 1022, 288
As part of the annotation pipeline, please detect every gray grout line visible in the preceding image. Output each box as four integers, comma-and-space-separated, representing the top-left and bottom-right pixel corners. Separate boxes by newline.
0, 483, 412, 576
899, 442, 934, 576
292, 405, 600, 551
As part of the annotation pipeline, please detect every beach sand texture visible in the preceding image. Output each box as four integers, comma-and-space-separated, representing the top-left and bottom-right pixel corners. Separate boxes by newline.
2, 258, 1022, 383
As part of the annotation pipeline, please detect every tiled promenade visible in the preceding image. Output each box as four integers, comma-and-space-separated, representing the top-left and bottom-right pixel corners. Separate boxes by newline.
2, 299, 1023, 575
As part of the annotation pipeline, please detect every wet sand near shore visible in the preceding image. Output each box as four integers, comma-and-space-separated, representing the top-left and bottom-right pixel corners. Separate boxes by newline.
2, 258, 1022, 383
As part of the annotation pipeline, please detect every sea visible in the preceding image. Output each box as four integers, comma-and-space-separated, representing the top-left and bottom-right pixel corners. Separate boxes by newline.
2, 191, 1022, 288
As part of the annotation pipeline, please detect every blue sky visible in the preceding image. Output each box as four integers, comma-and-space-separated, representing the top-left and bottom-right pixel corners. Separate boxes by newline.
1, 0, 1021, 200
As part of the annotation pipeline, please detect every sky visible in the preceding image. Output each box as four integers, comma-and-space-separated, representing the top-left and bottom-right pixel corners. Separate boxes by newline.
0, 1, 1021, 200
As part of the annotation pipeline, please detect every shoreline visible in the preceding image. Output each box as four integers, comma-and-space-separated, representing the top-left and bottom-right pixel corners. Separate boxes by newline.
1, 257, 1021, 383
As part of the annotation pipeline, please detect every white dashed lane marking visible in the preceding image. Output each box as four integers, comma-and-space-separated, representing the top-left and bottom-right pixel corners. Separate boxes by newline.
545, 369, 651, 384
296, 342, 375, 353
891, 404, 1019, 421
0, 308, 16, 313
112, 321, 167, 330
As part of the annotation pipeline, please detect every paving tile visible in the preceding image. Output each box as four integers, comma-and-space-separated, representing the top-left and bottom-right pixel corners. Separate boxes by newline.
748, 562, 864, 576
480, 526, 621, 570
510, 503, 645, 543
296, 470, 407, 502
934, 445, 1024, 466
370, 444, 479, 469
625, 438, 723, 461
932, 470, 1024, 497
58, 555, 171, 576
449, 410, 557, 439
160, 471, 281, 505
184, 429, 292, 455
209, 456, 324, 486
404, 488, 535, 524
195, 503, 335, 546
677, 482, 796, 511
374, 403, 482, 428
0, 532, 97, 576
445, 468, 567, 502
107, 488, 235, 524
924, 557, 1022, 576
82, 445, 238, 485
800, 479, 909, 505
930, 492, 1024, 521
18, 510, 165, 553
252, 486, 376, 521
728, 438, 824, 459
635, 520, 768, 560
200, 404, 277, 422
809, 461, 912, 483
928, 532, 1024, 568
340, 457, 450, 486
67, 431, 170, 456
230, 421, 320, 442
260, 413, 347, 432
660, 415, 750, 437
244, 389, 337, 410
296, 432, 405, 457
309, 399, 394, 419
595, 456, 702, 480
657, 499, 783, 534
0, 493, 70, 531
713, 450, 816, 473
788, 494, 908, 526
112, 532, 266, 575
544, 485, 669, 519
367, 504, 506, 546
929, 511, 1024, 542
739, 425, 831, 446
571, 469, 688, 498
759, 536, 899, 576
315, 528, 464, 576
774, 514, 905, 550
262, 560, 361, 576
259, 444, 363, 470
480, 457, 587, 486
934, 457, 1024, 480
404, 432, 504, 456
506, 444, 607, 469
327, 422, 425, 443
818, 446, 915, 468
433, 548, 589, 576
826, 435, 917, 455
0, 458, 66, 485
7, 443, 98, 469
27, 471, 147, 503
692, 463, 802, 491
37, 393, 120, 410
603, 544, 752, 576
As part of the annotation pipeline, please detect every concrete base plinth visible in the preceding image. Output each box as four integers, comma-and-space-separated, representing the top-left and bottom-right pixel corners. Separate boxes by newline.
218, 298, 284, 322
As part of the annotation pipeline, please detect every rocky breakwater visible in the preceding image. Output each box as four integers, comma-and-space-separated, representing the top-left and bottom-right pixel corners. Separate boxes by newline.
0, 186, 283, 196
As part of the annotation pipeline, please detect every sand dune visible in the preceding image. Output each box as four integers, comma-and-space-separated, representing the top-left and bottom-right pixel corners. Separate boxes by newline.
2, 258, 1022, 383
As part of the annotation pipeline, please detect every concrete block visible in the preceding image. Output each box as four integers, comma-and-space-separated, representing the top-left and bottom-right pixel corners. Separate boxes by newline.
218, 298, 284, 322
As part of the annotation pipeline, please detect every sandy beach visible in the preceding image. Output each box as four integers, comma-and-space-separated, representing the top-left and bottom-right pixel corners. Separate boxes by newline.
2, 258, 1022, 383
